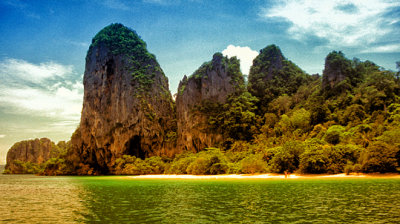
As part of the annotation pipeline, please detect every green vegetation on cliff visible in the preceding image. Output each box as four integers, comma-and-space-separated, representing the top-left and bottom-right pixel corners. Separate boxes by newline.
180, 52, 245, 95
188, 53, 256, 143
4, 140, 70, 174
112, 49, 400, 175
51, 50, 400, 175
248, 45, 311, 114
89, 23, 155, 60
7, 26, 399, 175
89, 23, 162, 93
173, 50, 399, 174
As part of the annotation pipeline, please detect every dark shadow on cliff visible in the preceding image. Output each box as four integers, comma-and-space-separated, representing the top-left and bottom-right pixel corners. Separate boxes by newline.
125, 135, 145, 160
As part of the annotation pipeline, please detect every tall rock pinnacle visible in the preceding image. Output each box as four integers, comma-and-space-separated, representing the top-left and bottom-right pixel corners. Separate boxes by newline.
70, 24, 176, 174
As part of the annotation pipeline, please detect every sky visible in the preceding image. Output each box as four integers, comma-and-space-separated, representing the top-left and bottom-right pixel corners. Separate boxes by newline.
0, 0, 399, 164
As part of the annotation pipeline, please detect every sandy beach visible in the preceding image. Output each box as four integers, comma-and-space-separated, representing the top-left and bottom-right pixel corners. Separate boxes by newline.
130, 173, 400, 179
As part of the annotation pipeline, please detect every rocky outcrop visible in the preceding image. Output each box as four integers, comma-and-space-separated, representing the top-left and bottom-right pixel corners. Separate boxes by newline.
69, 23, 176, 174
249, 44, 284, 82
248, 45, 309, 113
176, 53, 244, 151
5, 138, 59, 173
322, 51, 353, 88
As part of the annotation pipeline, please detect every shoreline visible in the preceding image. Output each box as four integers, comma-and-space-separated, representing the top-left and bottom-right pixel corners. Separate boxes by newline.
130, 173, 400, 179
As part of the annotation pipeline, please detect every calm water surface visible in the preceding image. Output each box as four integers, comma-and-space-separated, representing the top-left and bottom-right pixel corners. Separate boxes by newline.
1, 174, 400, 223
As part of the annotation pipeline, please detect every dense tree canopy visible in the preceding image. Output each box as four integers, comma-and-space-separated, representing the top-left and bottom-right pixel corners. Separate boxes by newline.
13, 45, 400, 175
248, 45, 311, 114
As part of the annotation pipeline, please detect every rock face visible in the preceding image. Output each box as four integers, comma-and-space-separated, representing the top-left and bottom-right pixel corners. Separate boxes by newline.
176, 53, 244, 151
322, 51, 352, 88
249, 44, 284, 82
5, 138, 57, 173
69, 24, 176, 174
248, 44, 309, 113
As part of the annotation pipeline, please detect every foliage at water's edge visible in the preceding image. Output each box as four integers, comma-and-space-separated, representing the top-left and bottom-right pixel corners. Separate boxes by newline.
3, 26, 400, 176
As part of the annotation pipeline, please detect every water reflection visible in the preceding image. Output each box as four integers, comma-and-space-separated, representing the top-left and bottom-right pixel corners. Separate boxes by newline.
75, 178, 400, 223
1, 175, 400, 223
0, 174, 88, 223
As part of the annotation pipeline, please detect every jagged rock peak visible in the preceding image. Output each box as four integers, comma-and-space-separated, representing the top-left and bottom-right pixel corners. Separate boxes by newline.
176, 52, 244, 151
322, 51, 352, 88
178, 52, 244, 98
248, 44, 309, 114
249, 44, 284, 80
70, 23, 176, 174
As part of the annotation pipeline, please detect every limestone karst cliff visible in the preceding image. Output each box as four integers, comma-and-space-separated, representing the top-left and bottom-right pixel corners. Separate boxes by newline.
5, 22, 398, 176
5, 138, 62, 174
176, 53, 245, 151
68, 23, 176, 174
248, 45, 309, 113
322, 51, 353, 89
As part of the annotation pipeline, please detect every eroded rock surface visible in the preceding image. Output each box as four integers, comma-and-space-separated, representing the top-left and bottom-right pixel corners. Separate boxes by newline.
176, 53, 244, 151
5, 138, 58, 173
69, 24, 176, 174
322, 51, 351, 88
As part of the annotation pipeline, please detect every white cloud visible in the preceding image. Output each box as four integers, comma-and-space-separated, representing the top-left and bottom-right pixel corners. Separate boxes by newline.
0, 86, 82, 120
0, 58, 83, 121
262, 0, 400, 50
222, 45, 259, 75
0, 135, 5, 138
0, 58, 73, 84
361, 43, 400, 53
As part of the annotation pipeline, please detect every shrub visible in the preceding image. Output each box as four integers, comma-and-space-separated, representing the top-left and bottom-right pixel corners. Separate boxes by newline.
299, 139, 329, 174
167, 152, 196, 174
268, 141, 304, 173
360, 141, 398, 173
186, 149, 228, 175
7, 160, 44, 174
353, 164, 362, 174
240, 154, 267, 174
41, 158, 71, 175
325, 144, 361, 173
344, 162, 353, 175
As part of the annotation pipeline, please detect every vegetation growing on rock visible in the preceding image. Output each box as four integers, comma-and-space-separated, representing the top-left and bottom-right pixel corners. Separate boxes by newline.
5, 24, 400, 175
176, 53, 247, 152
248, 45, 311, 114
66, 23, 176, 175
173, 49, 399, 175
4, 139, 69, 174
89, 23, 155, 61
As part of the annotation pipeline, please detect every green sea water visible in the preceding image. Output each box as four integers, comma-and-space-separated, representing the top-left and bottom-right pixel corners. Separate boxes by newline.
1, 175, 400, 223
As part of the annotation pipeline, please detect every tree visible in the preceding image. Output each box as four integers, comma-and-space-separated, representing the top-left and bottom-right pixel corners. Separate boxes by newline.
360, 141, 398, 173
298, 139, 330, 173
268, 141, 304, 173
325, 125, 345, 145
240, 154, 267, 174
208, 91, 261, 142
186, 149, 228, 175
